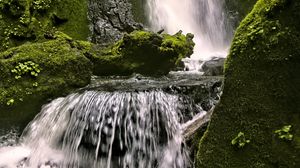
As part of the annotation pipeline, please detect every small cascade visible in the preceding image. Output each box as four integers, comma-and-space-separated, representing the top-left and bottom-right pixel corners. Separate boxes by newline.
0, 90, 190, 168
146, 0, 233, 71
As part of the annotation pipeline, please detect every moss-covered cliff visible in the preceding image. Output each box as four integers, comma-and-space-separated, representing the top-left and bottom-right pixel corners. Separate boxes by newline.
0, 0, 89, 52
196, 0, 300, 167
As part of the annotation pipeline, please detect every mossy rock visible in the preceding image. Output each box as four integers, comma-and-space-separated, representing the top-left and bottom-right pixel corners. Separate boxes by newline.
89, 30, 195, 76
0, 32, 92, 128
196, 0, 300, 167
0, 0, 89, 52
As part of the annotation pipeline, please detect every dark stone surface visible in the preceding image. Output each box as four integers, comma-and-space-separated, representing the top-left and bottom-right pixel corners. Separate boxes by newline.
84, 74, 223, 121
88, 0, 143, 44
201, 57, 225, 76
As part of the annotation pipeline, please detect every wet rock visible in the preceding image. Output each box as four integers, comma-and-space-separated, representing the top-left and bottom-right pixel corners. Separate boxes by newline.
201, 57, 225, 76
89, 0, 143, 44
85, 74, 223, 122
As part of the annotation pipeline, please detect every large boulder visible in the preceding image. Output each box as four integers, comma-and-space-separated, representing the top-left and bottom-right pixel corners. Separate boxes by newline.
196, 0, 300, 167
89, 30, 195, 76
0, 0, 89, 51
201, 57, 226, 76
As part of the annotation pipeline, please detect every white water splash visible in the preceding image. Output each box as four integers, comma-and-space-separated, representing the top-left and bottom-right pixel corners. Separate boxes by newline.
146, 0, 232, 71
0, 91, 189, 168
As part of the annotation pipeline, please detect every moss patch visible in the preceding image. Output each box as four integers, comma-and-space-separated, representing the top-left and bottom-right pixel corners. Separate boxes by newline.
0, 0, 89, 52
0, 32, 92, 113
89, 30, 195, 76
196, 0, 300, 167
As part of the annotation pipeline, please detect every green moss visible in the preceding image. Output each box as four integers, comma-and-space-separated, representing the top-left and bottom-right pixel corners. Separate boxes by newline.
196, 0, 300, 167
53, 0, 89, 40
0, 31, 92, 110
89, 30, 195, 76
161, 32, 194, 64
0, 0, 89, 52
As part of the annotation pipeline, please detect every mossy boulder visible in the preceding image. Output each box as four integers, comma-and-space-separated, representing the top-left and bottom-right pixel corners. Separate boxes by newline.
0, 32, 92, 127
88, 30, 195, 76
196, 0, 300, 167
0, 0, 89, 52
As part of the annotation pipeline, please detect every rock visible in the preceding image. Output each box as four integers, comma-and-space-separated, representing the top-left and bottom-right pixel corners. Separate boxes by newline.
89, 0, 143, 44
0, 0, 90, 52
196, 0, 300, 167
0, 32, 93, 126
201, 57, 225, 76
88, 30, 195, 76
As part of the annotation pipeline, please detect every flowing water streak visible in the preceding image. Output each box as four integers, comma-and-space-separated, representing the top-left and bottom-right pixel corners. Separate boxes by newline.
0, 90, 189, 168
146, 0, 232, 70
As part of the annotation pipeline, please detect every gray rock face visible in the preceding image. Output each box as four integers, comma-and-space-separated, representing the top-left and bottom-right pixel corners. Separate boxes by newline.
88, 0, 143, 44
201, 57, 225, 76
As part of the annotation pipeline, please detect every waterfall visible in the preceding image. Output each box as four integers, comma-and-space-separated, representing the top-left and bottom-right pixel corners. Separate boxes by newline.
0, 90, 189, 168
146, 0, 232, 70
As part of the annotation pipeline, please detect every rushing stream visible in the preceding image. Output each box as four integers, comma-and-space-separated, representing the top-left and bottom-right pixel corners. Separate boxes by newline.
0, 91, 188, 168
0, 75, 222, 168
147, 0, 233, 70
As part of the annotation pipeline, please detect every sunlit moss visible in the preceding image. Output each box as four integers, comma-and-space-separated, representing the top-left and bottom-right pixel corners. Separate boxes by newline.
89, 30, 195, 76
0, 0, 89, 52
0, 32, 92, 108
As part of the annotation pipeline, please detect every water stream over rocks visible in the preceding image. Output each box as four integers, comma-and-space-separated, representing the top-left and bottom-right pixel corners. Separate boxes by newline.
0, 75, 222, 168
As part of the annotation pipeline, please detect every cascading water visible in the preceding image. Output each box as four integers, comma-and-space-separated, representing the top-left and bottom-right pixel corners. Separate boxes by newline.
0, 90, 189, 168
146, 0, 233, 71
